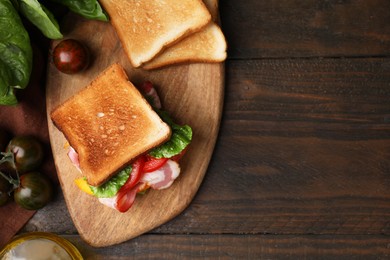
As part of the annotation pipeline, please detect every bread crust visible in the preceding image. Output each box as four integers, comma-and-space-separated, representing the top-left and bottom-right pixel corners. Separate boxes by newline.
51, 63, 171, 186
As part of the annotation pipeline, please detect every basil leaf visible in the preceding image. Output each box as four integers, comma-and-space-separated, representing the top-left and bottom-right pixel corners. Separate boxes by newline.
0, 0, 32, 105
50, 0, 108, 21
89, 165, 132, 198
149, 110, 193, 159
19, 0, 62, 39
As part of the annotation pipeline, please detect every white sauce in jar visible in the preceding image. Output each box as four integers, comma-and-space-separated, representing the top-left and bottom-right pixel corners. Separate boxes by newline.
2, 238, 72, 260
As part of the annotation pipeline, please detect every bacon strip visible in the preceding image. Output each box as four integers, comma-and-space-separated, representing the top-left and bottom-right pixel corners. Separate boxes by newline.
67, 146, 81, 171
141, 160, 180, 190
138, 81, 162, 109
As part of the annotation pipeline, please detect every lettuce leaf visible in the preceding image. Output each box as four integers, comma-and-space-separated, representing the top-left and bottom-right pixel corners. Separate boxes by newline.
89, 165, 132, 198
149, 110, 192, 159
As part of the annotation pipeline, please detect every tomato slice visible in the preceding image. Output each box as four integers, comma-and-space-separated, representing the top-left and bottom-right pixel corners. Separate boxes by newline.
170, 147, 188, 162
143, 157, 168, 173
116, 184, 140, 213
115, 156, 146, 212
120, 156, 145, 192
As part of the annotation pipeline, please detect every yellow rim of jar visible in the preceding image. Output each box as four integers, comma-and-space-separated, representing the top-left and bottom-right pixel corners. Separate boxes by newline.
0, 232, 83, 259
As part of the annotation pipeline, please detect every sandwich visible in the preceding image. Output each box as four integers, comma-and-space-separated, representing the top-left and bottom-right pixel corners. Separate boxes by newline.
50, 63, 192, 212
98, 0, 212, 68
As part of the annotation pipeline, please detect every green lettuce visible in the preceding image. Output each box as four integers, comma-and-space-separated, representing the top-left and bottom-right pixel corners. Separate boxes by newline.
149, 110, 193, 159
89, 165, 132, 198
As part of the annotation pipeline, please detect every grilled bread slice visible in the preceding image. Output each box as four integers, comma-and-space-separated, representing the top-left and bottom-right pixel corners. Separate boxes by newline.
51, 63, 171, 186
99, 0, 212, 68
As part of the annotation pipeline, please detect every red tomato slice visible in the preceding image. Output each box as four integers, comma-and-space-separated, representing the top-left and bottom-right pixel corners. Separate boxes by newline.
120, 156, 145, 192
116, 184, 140, 213
116, 156, 146, 213
143, 157, 168, 173
170, 147, 188, 162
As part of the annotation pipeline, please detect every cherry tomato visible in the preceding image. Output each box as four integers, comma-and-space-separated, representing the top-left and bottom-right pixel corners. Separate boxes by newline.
14, 172, 53, 210
6, 136, 44, 173
53, 39, 89, 74
0, 177, 11, 206
143, 156, 168, 172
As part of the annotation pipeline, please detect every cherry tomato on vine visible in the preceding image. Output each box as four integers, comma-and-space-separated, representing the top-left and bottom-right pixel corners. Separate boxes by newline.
6, 136, 44, 173
14, 172, 53, 210
53, 39, 89, 74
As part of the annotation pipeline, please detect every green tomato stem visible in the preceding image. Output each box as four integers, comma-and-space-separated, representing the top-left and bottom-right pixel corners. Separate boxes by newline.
0, 151, 20, 188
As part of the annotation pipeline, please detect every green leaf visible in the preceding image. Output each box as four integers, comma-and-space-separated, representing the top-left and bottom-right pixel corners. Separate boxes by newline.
50, 0, 108, 21
149, 110, 193, 159
0, 0, 32, 105
19, 0, 63, 39
89, 165, 132, 198
10, 0, 19, 10
0, 86, 18, 106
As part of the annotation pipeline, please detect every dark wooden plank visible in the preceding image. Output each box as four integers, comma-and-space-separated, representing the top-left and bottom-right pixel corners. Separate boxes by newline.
155, 58, 390, 235
63, 234, 390, 259
23, 58, 390, 237
220, 0, 390, 58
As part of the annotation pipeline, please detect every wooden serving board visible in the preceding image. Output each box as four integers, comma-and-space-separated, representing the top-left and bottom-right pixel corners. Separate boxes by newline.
45, 14, 224, 247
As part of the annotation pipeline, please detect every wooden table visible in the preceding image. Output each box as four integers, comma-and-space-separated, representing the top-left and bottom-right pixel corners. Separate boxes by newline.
18, 0, 390, 258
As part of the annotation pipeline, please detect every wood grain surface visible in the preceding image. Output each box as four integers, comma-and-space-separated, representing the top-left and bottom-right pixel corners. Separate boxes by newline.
65, 234, 390, 259
45, 14, 224, 247
17, 0, 390, 257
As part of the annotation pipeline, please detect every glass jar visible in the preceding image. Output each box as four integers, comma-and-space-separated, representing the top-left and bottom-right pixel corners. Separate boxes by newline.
0, 232, 83, 260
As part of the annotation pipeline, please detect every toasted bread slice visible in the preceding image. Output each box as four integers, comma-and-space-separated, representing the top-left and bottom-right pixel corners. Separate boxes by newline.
99, 0, 212, 68
143, 22, 226, 70
51, 63, 171, 186
142, 0, 226, 70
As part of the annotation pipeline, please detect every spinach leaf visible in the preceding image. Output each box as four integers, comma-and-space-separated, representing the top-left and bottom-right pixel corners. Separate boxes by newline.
89, 165, 132, 198
0, 59, 17, 105
19, 0, 62, 39
0, 0, 32, 105
50, 0, 108, 21
10, 0, 19, 9
149, 110, 193, 159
